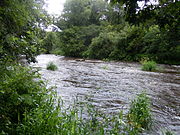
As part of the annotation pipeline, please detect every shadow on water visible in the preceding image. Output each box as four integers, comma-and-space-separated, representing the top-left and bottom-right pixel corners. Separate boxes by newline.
31, 54, 180, 134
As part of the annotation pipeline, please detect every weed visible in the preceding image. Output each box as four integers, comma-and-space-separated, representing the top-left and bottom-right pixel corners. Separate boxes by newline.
17, 92, 153, 135
46, 62, 58, 71
141, 60, 157, 71
127, 92, 152, 132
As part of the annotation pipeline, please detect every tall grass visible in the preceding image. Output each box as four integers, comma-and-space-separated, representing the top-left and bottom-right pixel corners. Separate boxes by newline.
127, 93, 152, 133
46, 62, 58, 71
17, 93, 153, 135
142, 60, 157, 71
140, 58, 157, 71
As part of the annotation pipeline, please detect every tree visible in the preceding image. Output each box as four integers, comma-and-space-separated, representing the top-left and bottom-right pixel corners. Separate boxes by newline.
56, 0, 108, 30
58, 27, 86, 57
0, 0, 48, 63
89, 0, 108, 24
110, 0, 179, 23
42, 32, 59, 54
105, 3, 125, 25
110, 0, 143, 23
87, 31, 120, 59
57, 0, 91, 30
110, 0, 180, 63
55, 0, 108, 57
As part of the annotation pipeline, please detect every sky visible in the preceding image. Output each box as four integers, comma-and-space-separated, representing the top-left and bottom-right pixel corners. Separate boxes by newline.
44, 0, 66, 15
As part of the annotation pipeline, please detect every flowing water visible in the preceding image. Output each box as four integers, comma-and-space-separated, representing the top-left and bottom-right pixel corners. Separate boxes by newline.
31, 54, 180, 134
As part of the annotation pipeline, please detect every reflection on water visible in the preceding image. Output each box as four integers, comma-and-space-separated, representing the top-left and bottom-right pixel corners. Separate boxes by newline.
31, 54, 180, 134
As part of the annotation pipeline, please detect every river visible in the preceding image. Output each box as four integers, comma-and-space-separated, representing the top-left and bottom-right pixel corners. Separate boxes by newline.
31, 54, 180, 134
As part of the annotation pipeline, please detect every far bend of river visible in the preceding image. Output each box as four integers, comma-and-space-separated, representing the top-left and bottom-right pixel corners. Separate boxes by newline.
31, 54, 180, 134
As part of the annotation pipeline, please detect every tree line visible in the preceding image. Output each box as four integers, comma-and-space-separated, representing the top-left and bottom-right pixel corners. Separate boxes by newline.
43, 0, 179, 64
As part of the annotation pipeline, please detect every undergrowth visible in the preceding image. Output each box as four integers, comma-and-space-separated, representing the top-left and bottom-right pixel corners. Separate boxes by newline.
17, 93, 152, 135
0, 64, 48, 134
128, 93, 152, 133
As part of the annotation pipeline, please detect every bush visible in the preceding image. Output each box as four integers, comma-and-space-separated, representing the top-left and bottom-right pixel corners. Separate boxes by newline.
46, 62, 58, 71
42, 32, 59, 54
0, 64, 48, 134
141, 60, 157, 71
58, 27, 86, 57
87, 31, 119, 59
127, 93, 152, 132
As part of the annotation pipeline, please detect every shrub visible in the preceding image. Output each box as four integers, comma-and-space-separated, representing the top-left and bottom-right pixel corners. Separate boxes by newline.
87, 31, 119, 59
141, 60, 157, 71
127, 92, 152, 132
0, 64, 48, 134
46, 62, 58, 71
42, 32, 59, 54
58, 27, 86, 57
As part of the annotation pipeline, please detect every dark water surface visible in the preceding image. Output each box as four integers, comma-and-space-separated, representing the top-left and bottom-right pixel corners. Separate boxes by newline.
31, 54, 180, 134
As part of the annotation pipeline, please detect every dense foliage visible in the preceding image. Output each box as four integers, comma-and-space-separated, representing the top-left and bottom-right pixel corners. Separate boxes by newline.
0, 0, 178, 134
49, 0, 179, 64
0, 64, 49, 134
0, 0, 48, 63
0, 0, 49, 134
42, 32, 59, 54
